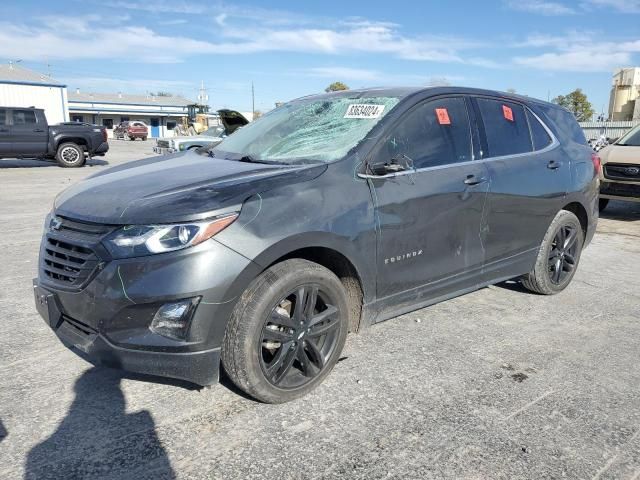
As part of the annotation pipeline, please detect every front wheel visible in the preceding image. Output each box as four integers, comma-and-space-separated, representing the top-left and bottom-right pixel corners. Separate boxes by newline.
521, 210, 583, 295
55, 142, 85, 168
222, 259, 349, 403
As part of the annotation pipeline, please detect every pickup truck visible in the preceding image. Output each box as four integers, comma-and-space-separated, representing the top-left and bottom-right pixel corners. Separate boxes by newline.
0, 107, 109, 167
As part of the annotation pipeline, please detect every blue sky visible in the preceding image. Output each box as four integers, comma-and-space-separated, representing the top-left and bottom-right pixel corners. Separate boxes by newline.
1, 0, 639, 114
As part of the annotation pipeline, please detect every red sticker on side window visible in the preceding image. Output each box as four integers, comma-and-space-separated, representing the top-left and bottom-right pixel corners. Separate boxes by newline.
503, 105, 514, 122
435, 108, 451, 125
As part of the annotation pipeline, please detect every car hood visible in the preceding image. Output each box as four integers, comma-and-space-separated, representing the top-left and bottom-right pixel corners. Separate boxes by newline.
218, 109, 249, 134
173, 135, 222, 142
54, 151, 326, 225
600, 145, 640, 164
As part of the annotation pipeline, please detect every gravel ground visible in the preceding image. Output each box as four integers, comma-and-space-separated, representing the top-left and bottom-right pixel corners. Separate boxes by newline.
1, 140, 639, 480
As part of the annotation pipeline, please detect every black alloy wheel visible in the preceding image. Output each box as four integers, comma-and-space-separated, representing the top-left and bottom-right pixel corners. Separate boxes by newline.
260, 284, 340, 388
547, 225, 579, 285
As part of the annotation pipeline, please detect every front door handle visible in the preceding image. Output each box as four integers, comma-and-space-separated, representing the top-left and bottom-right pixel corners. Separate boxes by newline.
33, 128, 45, 133
547, 160, 562, 170
464, 174, 487, 186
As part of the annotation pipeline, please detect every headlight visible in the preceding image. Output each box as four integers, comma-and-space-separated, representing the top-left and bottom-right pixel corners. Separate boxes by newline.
179, 143, 186, 151
103, 213, 238, 258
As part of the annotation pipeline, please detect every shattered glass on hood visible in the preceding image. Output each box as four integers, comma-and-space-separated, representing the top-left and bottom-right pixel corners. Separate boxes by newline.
213, 96, 400, 163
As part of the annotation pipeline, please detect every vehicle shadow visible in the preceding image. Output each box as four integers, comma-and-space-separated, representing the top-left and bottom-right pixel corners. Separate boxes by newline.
599, 201, 640, 222
24, 367, 176, 480
0, 419, 7, 443
0, 158, 109, 168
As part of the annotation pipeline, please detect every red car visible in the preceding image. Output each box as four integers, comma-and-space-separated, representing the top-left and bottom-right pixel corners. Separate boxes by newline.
113, 121, 148, 141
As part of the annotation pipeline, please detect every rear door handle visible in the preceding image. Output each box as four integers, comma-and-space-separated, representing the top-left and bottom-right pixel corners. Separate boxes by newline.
464, 174, 487, 186
33, 129, 45, 133
547, 160, 562, 170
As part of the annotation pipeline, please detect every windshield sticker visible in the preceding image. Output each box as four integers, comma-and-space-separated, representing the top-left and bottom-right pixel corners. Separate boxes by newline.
503, 105, 514, 122
435, 108, 451, 125
344, 104, 386, 119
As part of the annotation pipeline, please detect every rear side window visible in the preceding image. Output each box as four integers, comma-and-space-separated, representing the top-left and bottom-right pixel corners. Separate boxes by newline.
527, 110, 553, 150
12, 110, 37, 125
477, 99, 532, 157
0, 109, 5, 126
381, 97, 472, 169
536, 104, 587, 145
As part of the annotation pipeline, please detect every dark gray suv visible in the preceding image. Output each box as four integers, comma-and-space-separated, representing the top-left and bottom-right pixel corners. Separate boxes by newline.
33, 87, 599, 403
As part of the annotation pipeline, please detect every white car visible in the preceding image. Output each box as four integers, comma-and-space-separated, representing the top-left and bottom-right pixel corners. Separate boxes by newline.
153, 110, 249, 155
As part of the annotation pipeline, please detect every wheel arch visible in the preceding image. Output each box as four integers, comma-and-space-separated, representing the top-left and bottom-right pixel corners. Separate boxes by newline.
561, 201, 588, 239
55, 136, 88, 150
229, 232, 374, 333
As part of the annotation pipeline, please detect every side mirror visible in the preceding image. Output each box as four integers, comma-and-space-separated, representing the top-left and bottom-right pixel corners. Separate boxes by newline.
369, 154, 413, 176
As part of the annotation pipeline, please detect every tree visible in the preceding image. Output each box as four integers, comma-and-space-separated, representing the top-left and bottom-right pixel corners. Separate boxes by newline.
152, 91, 173, 97
325, 81, 349, 92
552, 89, 595, 122
253, 110, 263, 120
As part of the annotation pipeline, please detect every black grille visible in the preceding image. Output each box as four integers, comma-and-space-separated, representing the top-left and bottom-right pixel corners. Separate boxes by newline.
41, 216, 113, 289
157, 140, 171, 148
604, 163, 640, 181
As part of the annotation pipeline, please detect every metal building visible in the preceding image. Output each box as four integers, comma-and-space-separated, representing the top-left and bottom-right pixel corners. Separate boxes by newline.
67, 91, 194, 138
0, 63, 67, 124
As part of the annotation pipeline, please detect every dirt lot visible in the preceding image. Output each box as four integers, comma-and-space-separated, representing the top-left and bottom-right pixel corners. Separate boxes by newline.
1, 140, 640, 479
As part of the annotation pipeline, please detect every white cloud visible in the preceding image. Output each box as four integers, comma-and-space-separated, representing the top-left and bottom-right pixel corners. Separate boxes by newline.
513, 31, 639, 72
60, 76, 194, 93
583, 0, 640, 13
505, 0, 577, 15
0, 15, 491, 67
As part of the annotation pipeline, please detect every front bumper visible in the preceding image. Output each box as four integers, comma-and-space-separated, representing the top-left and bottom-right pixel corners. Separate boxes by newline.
34, 237, 261, 385
153, 146, 177, 155
600, 181, 640, 202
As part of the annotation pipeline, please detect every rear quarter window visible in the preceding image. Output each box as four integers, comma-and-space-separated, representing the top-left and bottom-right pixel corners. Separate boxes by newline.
476, 98, 532, 157
535, 104, 587, 145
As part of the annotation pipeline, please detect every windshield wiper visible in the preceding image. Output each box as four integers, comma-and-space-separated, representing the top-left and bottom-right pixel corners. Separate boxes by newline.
236, 155, 285, 165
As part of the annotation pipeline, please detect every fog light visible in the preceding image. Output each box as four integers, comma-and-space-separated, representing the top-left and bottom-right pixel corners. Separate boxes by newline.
150, 297, 200, 340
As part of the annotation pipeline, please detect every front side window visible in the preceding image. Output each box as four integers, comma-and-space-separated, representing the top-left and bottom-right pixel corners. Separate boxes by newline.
213, 95, 401, 164
102, 119, 114, 129
379, 97, 472, 169
477, 99, 532, 157
13, 110, 37, 125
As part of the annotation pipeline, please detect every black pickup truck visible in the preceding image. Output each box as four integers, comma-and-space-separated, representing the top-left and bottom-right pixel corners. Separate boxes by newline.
0, 107, 108, 167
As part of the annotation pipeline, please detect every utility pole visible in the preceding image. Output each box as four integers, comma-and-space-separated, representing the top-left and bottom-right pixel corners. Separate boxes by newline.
251, 81, 255, 119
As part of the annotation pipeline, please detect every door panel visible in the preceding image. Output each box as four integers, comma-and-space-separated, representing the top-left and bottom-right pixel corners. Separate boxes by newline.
368, 97, 489, 304
11, 109, 47, 156
473, 98, 571, 278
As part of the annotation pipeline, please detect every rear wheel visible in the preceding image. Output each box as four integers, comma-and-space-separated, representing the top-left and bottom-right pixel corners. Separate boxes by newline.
142, 137, 147, 141
123, 133, 130, 141
55, 142, 85, 168
599, 198, 609, 211
521, 210, 583, 295
222, 259, 349, 403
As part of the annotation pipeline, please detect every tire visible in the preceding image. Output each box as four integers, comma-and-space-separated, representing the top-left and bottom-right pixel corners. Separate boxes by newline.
142, 137, 147, 141
123, 133, 130, 141
222, 259, 349, 403
599, 198, 609, 211
129, 135, 136, 141
55, 142, 85, 168
521, 210, 583, 295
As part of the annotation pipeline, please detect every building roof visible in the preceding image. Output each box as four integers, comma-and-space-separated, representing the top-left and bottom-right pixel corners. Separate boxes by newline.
68, 91, 194, 107
0, 64, 65, 87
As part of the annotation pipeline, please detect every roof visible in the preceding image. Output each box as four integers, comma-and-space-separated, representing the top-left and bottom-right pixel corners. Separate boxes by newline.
309, 86, 557, 108
68, 91, 194, 107
0, 64, 65, 87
